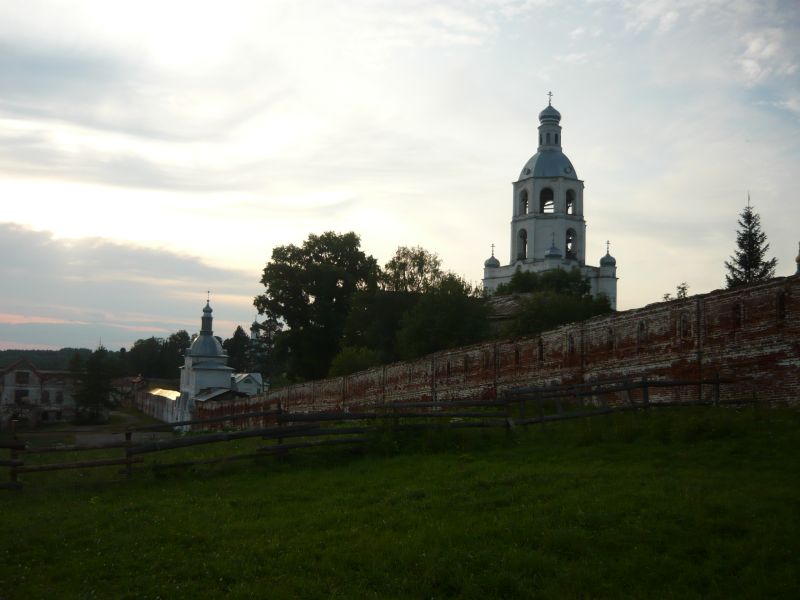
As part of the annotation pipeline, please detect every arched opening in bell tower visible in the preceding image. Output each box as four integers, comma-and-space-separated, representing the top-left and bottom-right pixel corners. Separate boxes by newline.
565, 228, 577, 260
519, 190, 529, 216
517, 229, 528, 260
566, 189, 575, 215
540, 188, 554, 213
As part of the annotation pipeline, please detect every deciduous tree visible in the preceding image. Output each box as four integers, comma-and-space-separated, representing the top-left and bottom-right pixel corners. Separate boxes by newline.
254, 232, 379, 381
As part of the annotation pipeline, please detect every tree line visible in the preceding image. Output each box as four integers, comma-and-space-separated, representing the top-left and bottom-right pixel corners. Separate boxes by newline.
253, 232, 612, 384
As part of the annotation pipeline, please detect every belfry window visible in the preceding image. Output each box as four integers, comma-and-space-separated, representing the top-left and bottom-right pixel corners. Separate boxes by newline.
546, 132, 551, 144
539, 134, 542, 145
565, 229, 577, 259
519, 190, 529, 216
517, 229, 528, 260
540, 188, 554, 213
555, 134, 559, 144
566, 190, 575, 214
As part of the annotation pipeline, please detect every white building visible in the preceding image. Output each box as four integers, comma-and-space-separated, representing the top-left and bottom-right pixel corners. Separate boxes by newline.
179, 301, 235, 403
482, 99, 618, 309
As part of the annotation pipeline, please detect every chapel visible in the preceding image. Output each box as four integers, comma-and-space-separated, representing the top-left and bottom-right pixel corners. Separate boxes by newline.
482, 97, 618, 309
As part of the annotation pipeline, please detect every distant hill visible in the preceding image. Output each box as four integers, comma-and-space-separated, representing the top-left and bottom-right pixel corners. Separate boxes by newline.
0, 348, 92, 370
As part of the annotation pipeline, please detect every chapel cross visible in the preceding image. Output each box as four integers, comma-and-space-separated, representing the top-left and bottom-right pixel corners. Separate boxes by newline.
490, 243, 495, 257
547, 91, 553, 105
606, 240, 610, 254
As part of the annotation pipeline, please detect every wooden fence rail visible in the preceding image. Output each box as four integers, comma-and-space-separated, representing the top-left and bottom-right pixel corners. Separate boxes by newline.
1, 377, 747, 490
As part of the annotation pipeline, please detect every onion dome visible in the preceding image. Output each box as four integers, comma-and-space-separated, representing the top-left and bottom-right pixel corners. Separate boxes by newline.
600, 241, 616, 267
538, 104, 561, 125
545, 242, 562, 259
484, 255, 500, 268
600, 252, 616, 267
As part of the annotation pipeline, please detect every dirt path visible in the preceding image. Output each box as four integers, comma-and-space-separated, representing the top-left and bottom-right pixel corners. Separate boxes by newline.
15, 410, 176, 445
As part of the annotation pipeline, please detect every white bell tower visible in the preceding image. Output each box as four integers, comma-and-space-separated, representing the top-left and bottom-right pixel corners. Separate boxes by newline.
483, 94, 618, 309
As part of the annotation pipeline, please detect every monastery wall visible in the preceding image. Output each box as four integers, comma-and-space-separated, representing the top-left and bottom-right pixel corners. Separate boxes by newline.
194, 276, 799, 428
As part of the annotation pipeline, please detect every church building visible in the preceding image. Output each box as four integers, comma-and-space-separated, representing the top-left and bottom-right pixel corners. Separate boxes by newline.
483, 98, 618, 309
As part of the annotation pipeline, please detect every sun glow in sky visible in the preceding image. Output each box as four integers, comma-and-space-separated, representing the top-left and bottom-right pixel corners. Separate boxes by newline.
1, 0, 798, 350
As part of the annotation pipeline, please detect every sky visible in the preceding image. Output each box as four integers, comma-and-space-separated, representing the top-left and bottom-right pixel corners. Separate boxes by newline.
1, 0, 798, 351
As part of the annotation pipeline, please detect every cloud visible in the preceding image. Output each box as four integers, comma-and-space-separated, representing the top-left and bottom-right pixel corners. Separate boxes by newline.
0, 223, 258, 349
738, 28, 798, 86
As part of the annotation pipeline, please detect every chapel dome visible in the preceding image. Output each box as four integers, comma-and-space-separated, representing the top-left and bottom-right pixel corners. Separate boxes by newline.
519, 151, 578, 180
484, 255, 500, 268
600, 252, 617, 267
187, 334, 224, 358
538, 104, 561, 124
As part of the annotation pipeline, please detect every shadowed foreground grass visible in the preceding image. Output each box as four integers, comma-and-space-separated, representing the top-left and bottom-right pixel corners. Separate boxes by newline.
1, 406, 798, 599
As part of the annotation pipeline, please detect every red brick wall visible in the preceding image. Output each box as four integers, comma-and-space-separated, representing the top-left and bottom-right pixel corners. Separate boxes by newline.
197, 275, 799, 425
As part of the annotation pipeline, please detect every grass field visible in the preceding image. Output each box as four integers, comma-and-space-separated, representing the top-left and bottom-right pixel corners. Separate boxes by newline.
1, 406, 798, 599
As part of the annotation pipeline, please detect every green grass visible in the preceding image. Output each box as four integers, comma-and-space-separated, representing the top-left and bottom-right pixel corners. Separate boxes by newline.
1, 406, 799, 599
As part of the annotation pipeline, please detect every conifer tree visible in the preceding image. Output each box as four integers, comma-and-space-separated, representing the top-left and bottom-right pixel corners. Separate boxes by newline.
724, 200, 777, 288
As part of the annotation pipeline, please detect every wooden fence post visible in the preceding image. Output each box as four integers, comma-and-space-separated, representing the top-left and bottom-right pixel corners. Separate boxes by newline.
537, 391, 545, 431
9, 419, 20, 488
124, 430, 133, 479
641, 376, 650, 410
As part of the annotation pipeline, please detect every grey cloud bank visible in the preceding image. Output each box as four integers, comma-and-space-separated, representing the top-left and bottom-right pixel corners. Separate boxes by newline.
0, 224, 257, 350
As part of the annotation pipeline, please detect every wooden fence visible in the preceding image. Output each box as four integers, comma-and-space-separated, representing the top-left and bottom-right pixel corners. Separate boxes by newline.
0, 376, 743, 490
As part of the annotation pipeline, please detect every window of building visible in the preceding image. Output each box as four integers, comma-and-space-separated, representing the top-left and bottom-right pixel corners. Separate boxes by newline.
14, 389, 28, 404
41, 411, 49, 422
519, 189, 529, 216
566, 189, 575, 215
777, 292, 786, 321
56, 411, 62, 420
546, 132, 551, 144
56, 391, 64, 404
540, 188, 554, 213
637, 321, 647, 345
539, 134, 542, 145
565, 229, 577, 259
680, 313, 691, 338
518, 229, 528, 260
15, 371, 30, 385
42, 390, 50, 403
555, 134, 559, 144
733, 302, 742, 330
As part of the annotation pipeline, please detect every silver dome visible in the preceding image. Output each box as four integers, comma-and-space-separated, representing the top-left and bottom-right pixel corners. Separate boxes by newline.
519, 151, 578, 180
188, 334, 225, 358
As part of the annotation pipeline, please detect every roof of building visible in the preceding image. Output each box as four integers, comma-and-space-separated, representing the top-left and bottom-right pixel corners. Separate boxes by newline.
519, 150, 578, 180
600, 252, 617, 267
233, 372, 263, 385
484, 255, 501, 268
187, 301, 227, 359
194, 388, 244, 402
538, 103, 561, 124
148, 388, 181, 401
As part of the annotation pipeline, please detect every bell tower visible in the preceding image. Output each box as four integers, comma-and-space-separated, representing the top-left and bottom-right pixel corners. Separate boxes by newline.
483, 94, 618, 309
